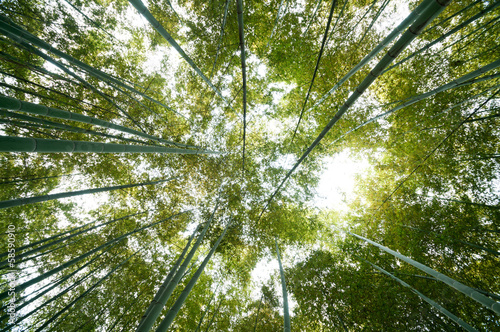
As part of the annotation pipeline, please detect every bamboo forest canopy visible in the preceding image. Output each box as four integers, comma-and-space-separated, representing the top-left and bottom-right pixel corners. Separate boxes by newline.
0, 0, 499, 330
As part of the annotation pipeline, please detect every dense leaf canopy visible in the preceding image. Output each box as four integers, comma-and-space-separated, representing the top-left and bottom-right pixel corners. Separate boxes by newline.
0, 0, 499, 330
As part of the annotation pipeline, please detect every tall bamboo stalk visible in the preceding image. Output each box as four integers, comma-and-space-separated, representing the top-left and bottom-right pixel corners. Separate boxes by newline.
0, 211, 149, 266
328, 60, 500, 147
0, 135, 220, 155
382, 1, 500, 75
0, 95, 201, 149
127, 0, 232, 110
339, 228, 500, 315
0, 211, 188, 302
308, 0, 435, 112
155, 222, 230, 332
289, 0, 337, 147
357, 257, 478, 331
0, 14, 183, 118
0, 247, 117, 331
34, 250, 139, 332
0, 109, 149, 145
302, 0, 323, 36
210, 0, 232, 78
267, 0, 286, 45
276, 238, 291, 332
0, 30, 147, 131
0, 177, 179, 209
236, 0, 248, 170
204, 296, 224, 332
136, 200, 219, 331
135, 226, 199, 331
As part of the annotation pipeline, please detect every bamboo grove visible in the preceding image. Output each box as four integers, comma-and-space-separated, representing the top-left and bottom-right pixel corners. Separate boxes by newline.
0, 0, 498, 330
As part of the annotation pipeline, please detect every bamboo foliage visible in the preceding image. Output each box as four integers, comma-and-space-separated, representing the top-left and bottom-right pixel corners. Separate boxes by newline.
261, 0, 451, 216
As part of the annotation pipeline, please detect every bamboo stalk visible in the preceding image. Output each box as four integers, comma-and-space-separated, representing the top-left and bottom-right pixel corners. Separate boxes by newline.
308, 0, 435, 112
236, 0, 247, 170
0, 109, 150, 145
155, 222, 230, 332
340, 228, 500, 315
382, 1, 500, 75
135, 200, 219, 331
0, 176, 179, 209
0, 15, 183, 118
0, 135, 220, 155
33, 250, 139, 332
327, 61, 500, 147
127, 0, 233, 111
276, 238, 291, 332
0, 246, 117, 331
302, 0, 323, 36
0, 211, 188, 302
210, 0, 232, 78
135, 226, 199, 331
357, 257, 478, 332
0, 95, 203, 149
0, 211, 148, 266
289, 0, 337, 147
0, 28, 147, 132
267, 0, 287, 45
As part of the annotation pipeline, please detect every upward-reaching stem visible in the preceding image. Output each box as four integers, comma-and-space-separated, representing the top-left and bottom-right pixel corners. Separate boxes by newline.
236, 0, 248, 170
276, 238, 291, 332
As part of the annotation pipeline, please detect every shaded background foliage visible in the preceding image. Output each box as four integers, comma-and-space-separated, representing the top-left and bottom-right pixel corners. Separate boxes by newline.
0, 0, 499, 331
